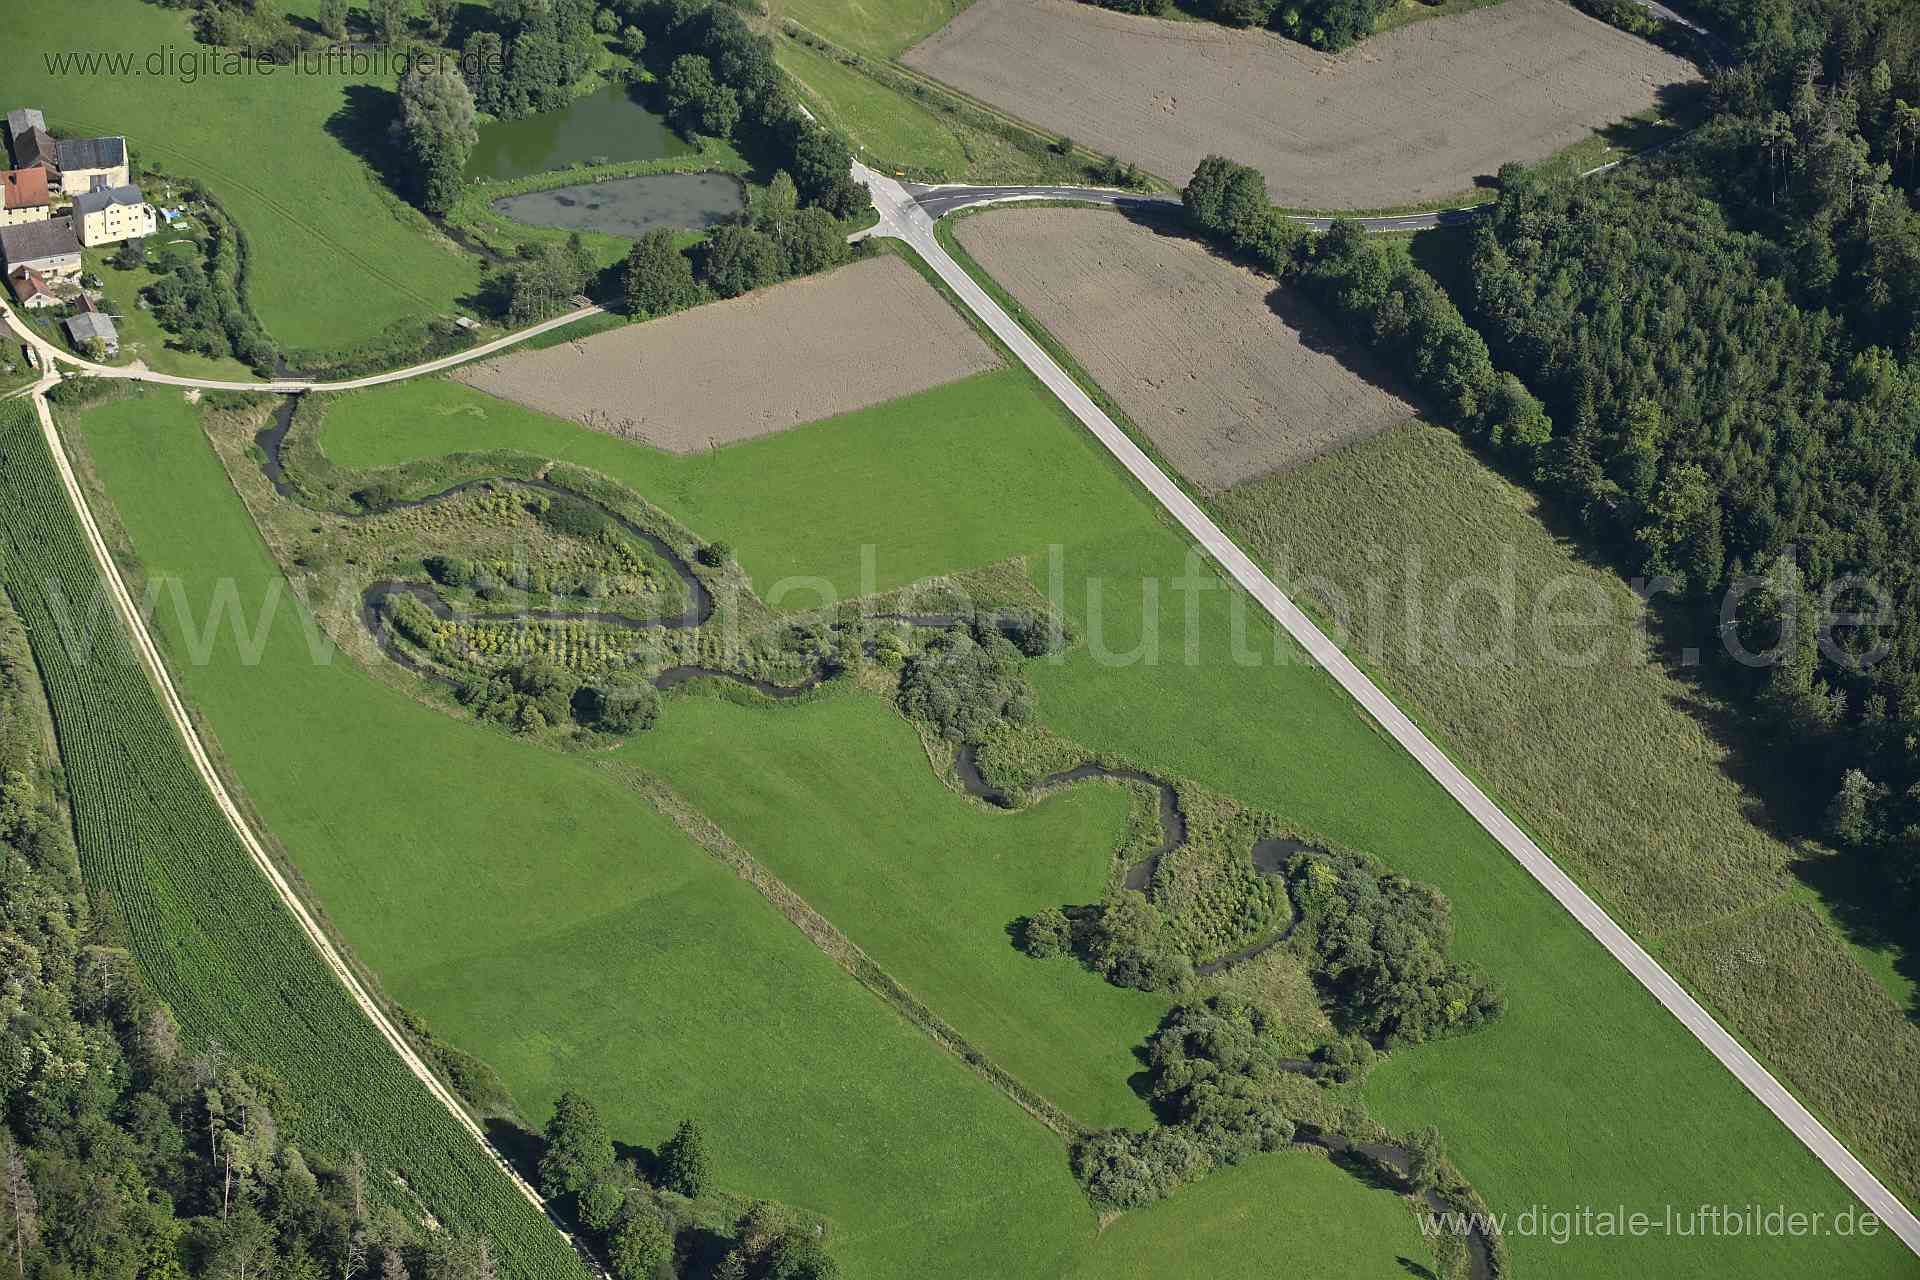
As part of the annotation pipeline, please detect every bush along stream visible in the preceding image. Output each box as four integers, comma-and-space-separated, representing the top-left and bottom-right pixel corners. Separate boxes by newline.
257, 393, 1068, 738
897, 633, 1509, 1278
255, 395, 1506, 1275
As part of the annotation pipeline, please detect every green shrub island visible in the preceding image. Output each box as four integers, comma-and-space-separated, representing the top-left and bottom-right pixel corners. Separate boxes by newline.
877, 564, 1505, 1244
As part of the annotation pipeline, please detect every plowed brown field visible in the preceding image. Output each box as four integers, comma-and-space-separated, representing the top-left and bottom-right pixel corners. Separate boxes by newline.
953, 206, 1413, 487
453, 255, 1000, 451
905, 0, 1698, 208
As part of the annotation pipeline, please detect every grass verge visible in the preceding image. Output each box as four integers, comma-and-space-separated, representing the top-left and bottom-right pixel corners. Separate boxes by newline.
1219, 420, 1920, 1205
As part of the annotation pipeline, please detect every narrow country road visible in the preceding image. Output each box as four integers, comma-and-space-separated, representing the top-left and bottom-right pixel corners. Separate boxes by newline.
850, 159, 1920, 1258
3, 300, 603, 394
18, 378, 564, 1234
902, 182, 1481, 230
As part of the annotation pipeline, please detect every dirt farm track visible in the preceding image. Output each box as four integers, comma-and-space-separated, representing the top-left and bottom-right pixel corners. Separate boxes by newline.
453, 254, 1000, 450
905, 0, 1700, 208
953, 206, 1413, 488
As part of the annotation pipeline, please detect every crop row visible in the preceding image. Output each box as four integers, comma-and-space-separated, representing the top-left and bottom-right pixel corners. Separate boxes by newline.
0, 401, 582, 1280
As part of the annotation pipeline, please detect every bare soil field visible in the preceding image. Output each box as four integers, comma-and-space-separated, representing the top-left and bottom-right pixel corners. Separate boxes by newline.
453, 255, 1000, 450
904, 0, 1699, 208
954, 206, 1412, 487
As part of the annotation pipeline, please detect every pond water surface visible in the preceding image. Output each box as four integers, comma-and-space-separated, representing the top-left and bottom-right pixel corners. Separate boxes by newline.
489, 172, 746, 238
466, 82, 689, 181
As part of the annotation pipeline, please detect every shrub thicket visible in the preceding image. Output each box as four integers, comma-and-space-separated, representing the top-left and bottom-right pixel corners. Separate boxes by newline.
1289, 850, 1506, 1044
896, 630, 1035, 742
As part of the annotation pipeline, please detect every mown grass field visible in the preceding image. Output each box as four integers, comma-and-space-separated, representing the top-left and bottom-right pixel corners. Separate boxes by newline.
1060, 1149, 1430, 1280
1218, 421, 1920, 1207
70, 386, 1460, 1278
318, 371, 1144, 606
18, 0, 483, 352
1022, 503, 1910, 1280
304, 362, 1911, 1276
624, 690, 1167, 1130
68, 390, 1100, 1280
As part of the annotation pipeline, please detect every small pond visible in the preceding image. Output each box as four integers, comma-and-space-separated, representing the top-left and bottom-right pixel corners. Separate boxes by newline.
466, 82, 689, 181
489, 171, 747, 238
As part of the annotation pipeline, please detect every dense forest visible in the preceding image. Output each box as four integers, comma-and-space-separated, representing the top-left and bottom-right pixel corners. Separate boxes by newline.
1465, 0, 1920, 915
1182, 0, 1920, 921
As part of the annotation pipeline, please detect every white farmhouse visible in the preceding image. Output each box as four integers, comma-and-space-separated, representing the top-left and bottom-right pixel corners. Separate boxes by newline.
72, 183, 155, 246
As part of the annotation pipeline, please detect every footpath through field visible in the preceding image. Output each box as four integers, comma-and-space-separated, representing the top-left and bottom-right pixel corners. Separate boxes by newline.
848, 159, 1920, 1258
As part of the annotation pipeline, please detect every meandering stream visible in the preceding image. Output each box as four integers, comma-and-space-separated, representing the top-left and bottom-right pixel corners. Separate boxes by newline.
263, 407, 1497, 1273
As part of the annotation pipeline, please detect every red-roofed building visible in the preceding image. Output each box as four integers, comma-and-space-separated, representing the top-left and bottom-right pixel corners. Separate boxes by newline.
0, 167, 50, 227
7, 265, 57, 310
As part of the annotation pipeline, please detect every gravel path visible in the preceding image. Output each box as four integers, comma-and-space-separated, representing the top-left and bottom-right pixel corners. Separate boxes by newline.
21, 378, 561, 1230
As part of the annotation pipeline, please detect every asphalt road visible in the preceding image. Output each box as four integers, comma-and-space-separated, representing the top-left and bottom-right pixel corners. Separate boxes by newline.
853, 158, 1920, 1258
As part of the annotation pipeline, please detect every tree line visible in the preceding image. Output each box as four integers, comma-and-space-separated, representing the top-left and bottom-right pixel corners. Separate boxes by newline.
536, 1093, 838, 1280
1464, 42, 1920, 920
622, 172, 855, 319
135, 185, 278, 373
1077, 0, 1397, 53
1182, 155, 1554, 464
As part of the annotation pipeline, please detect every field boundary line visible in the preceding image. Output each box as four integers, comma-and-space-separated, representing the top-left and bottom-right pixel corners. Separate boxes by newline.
24, 379, 567, 1237
614, 763, 1087, 1142
853, 162, 1920, 1255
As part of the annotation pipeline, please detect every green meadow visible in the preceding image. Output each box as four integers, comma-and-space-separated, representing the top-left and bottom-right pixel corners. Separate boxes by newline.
291, 368, 1913, 1276
1220, 421, 1920, 1209
69, 390, 1095, 1280
1061, 1150, 1434, 1280
776, 37, 970, 176
772, 0, 966, 60
624, 690, 1166, 1130
318, 370, 1143, 605
18, 0, 483, 352
70, 385, 1456, 1278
